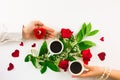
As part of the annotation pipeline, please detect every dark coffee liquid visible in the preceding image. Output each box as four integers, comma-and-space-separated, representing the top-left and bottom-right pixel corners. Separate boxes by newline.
70, 62, 82, 74
50, 41, 62, 53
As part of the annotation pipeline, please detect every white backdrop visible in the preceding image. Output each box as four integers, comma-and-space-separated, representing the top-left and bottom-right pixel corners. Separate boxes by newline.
0, 0, 120, 80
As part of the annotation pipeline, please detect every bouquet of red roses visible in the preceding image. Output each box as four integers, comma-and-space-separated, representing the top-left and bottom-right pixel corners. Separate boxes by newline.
24, 23, 99, 74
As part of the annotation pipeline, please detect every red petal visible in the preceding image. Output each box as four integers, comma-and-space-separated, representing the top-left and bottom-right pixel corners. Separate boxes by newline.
61, 28, 73, 38
19, 42, 24, 46
12, 49, 19, 57
83, 60, 89, 65
81, 49, 92, 58
34, 28, 46, 39
98, 52, 106, 61
32, 43, 36, 47
100, 37, 104, 42
58, 60, 69, 72
7, 63, 14, 71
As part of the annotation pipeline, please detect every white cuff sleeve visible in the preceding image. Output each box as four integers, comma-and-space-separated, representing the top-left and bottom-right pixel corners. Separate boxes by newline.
0, 24, 23, 44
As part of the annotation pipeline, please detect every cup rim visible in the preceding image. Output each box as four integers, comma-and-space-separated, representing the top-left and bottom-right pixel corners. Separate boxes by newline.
68, 60, 84, 76
48, 39, 64, 55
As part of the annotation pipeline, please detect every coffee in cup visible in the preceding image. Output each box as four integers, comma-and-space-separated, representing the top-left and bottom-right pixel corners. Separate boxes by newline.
69, 60, 84, 75
48, 39, 64, 55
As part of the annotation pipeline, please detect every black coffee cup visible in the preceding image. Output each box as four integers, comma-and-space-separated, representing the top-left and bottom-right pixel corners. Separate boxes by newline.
69, 60, 84, 75
48, 39, 64, 55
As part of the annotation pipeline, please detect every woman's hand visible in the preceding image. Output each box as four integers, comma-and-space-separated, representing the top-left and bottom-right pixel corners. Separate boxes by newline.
72, 64, 104, 78
22, 20, 55, 39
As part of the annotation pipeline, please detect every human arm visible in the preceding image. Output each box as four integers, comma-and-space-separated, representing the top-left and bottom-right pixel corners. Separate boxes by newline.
0, 20, 55, 44
109, 69, 120, 80
0, 23, 23, 44
72, 64, 120, 80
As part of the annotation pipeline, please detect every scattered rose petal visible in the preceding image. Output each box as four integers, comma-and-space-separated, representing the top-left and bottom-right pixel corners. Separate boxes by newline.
19, 42, 24, 46
32, 43, 36, 47
7, 63, 14, 71
12, 49, 19, 57
98, 52, 106, 61
100, 37, 104, 42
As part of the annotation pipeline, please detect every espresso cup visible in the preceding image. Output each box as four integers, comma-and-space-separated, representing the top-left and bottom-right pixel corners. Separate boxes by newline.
48, 39, 64, 55
69, 60, 84, 76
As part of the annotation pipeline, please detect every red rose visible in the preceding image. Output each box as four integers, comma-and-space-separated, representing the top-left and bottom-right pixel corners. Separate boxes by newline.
81, 49, 92, 65
34, 28, 46, 39
58, 60, 69, 71
61, 28, 73, 38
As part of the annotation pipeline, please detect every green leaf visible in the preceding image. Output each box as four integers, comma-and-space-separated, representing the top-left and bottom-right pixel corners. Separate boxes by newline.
67, 56, 76, 61
31, 57, 37, 68
46, 61, 60, 72
24, 54, 32, 62
39, 62, 45, 66
86, 23, 92, 35
40, 65, 47, 74
76, 23, 87, 42
81, 23, 87, 35
49, 55, 56, 61
78, 40, 96, 50
76, 31, 83, 43
39, 41, 48, 56
88, 30, 99, 36
25, 54, 38, 68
